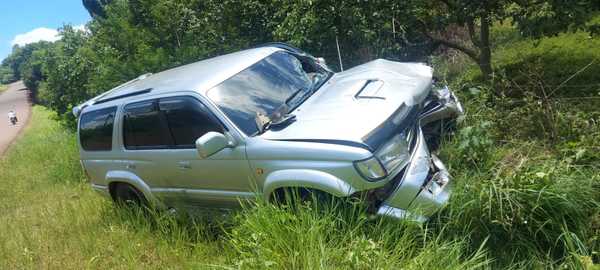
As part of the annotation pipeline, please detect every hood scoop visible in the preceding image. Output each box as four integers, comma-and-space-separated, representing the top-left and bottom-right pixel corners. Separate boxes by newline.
355, 79, 385, 100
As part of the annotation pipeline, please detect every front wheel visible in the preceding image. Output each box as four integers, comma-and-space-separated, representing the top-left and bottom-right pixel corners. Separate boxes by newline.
271, 187, 343, 211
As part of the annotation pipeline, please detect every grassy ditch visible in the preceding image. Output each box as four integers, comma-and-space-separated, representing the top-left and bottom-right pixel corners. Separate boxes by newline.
0, 106, 598, 269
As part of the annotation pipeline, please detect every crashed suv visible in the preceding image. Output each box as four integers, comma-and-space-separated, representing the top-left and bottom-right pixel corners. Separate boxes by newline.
74, 43, 463, 221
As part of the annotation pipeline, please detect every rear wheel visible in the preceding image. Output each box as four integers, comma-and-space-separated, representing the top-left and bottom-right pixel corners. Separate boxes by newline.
111, 183, 148, 208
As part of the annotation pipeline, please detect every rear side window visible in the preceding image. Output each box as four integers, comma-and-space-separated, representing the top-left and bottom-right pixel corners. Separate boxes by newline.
123, 100, 173, 149
159, 96, 223, 148
79, 106, 117, 151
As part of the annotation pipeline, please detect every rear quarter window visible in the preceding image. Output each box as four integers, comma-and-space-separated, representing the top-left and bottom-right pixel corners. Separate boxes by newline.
79, 106, 117, 151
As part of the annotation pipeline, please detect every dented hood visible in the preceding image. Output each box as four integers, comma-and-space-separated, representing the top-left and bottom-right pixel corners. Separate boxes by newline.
259, 59, 433, 149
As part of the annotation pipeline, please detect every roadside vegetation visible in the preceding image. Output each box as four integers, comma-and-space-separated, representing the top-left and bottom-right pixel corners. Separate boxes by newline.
0, 84, 7, 93
0, 1, 598, 269
3, 104, 596, 268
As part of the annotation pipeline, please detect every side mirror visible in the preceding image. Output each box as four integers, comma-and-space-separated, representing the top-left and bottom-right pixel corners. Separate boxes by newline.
195, 132, 229, 158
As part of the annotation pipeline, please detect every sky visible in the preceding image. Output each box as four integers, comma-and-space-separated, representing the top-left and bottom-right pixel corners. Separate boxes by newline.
0, 0, 91, 62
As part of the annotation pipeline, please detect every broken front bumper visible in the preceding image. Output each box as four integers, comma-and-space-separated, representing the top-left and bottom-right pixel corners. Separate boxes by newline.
376, 86, 461, 222
376, 126, 452, 222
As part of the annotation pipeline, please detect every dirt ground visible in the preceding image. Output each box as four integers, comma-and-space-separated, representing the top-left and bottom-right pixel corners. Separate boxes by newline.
0, 81, 31, 155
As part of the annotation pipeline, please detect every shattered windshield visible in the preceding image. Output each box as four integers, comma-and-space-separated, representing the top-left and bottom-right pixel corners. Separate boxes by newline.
207, 51, 329, 136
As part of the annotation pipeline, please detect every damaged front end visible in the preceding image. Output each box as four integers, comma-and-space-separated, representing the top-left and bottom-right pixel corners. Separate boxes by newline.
373, 86, 463, 222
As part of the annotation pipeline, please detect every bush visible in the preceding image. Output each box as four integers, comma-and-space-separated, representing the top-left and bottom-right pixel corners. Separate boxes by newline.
446, 153, 598, 262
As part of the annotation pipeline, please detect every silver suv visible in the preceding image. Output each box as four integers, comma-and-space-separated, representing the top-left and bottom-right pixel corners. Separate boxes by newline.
74, 43, 463, 221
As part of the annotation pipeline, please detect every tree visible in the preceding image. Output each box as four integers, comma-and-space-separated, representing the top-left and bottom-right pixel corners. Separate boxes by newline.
405, 0, 599, 81
20, 48, 50, 102
82, 0, 113, 18
36, 26, 96, 126
1, 42, 54, 83
270, 0, 434, 70
0, 66, 15, 84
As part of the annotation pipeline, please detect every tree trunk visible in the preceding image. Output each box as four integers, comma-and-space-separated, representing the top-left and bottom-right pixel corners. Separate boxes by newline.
478, 14, 493, 81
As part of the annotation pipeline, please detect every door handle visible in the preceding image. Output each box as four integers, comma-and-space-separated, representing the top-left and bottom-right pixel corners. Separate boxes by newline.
177, 161, 191, 169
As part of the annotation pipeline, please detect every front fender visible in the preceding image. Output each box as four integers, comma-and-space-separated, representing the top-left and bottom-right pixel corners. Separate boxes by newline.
105, 170, 163, 207
263, 169, 356, 200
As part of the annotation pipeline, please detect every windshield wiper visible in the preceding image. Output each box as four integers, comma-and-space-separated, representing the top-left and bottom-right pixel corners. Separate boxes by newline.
285, 86, 314, 113
254, 112, 272, 135
255, 112, 296, 135
285, 87, 309, 106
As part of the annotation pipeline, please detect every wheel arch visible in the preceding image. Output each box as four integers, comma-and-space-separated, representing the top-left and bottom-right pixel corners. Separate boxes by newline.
105, 170, 162, 207
262, 169, 356, 202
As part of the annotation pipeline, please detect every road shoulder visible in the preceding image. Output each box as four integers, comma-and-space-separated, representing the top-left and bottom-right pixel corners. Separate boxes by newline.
0, 81, 32, 156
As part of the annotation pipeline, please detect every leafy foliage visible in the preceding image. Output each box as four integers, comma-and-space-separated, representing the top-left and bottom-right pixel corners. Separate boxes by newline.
2, 1, 599, 121
0, 3, 598, 268
270, 0, 434, 70
396, 0, 599, 79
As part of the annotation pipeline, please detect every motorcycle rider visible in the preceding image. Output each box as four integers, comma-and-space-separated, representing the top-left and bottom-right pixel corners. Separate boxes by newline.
7, 110, 17, 125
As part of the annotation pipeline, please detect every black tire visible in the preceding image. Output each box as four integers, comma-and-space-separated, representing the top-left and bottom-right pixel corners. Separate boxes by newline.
271, 187, 335, 209
112, 183, 148, 208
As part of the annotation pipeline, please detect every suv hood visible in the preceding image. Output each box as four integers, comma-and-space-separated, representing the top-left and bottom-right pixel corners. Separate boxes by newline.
259, 59, 432, 150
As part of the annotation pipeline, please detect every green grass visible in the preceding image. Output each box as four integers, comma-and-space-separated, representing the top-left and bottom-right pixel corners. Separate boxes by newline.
0, 106, 598, 269
0, 84, 7, 93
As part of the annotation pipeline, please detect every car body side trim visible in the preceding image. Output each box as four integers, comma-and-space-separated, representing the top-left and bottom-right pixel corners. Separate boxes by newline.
151, 188, 255, 199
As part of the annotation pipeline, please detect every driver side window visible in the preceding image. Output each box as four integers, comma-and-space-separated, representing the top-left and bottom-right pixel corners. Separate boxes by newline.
159, 96, 224, 148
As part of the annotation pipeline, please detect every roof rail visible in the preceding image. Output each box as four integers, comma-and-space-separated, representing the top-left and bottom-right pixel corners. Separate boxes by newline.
95, 73, 153, 101
72, 73, 153, 118
94, 88, 152, 105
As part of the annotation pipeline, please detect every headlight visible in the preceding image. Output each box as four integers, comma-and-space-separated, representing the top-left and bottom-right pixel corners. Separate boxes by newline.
376, 132, 411, 173
354, 156, 387, 181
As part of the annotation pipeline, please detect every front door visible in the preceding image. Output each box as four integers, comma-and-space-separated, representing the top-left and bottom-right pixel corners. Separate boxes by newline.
120, 98, 183, 206
157, 96, 254, 208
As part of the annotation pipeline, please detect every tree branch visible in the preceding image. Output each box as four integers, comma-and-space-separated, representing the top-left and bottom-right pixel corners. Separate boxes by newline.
467, 18, 481, 48
415, 18, 480, 63
422, 30, 480, 62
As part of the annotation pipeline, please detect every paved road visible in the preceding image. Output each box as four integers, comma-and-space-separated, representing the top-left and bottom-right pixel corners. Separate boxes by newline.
0, 81, 31, 155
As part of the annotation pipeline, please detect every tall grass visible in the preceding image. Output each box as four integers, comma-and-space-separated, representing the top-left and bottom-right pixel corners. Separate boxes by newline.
0, 106, 598, 269
0, 107, 227, 269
